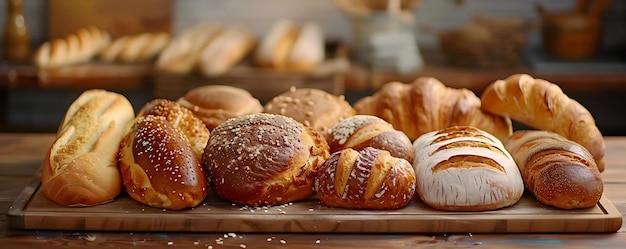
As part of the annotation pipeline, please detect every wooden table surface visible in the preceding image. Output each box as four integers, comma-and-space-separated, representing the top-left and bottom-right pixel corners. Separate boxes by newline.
1, 133, 625, 248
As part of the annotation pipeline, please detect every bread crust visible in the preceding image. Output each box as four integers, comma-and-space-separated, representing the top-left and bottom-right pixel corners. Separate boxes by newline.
41, 89, 134, 206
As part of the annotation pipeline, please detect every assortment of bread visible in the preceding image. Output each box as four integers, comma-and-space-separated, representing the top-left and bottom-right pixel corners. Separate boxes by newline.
413, 126, 524, 211
41, 70, 606, 212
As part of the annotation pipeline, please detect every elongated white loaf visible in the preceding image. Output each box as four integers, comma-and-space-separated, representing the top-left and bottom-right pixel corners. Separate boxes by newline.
412, 126, 524, 211
42, 89, 135, 206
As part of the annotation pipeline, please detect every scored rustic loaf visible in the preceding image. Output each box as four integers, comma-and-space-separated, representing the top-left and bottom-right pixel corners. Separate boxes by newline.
480, 74, 605, 172
314, 147, 416, 209
42, 89, 134, 206
412, 126, 524, 211
504, 130, 603, 209
327, 115, 414, 162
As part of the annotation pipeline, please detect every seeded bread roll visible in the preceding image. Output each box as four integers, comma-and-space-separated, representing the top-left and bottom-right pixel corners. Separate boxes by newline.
176, 85, 263, 131
412, 126, 524, 211
119, 99, 209, 210
263, 87, 355, 139
137, 99, 210, 157
315, 147, 416, 209
328, 115, 414, 162
202, 113, 329, 206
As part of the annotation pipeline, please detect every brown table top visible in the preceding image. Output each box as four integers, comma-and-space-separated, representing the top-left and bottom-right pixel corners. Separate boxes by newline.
0, 133, 625, 248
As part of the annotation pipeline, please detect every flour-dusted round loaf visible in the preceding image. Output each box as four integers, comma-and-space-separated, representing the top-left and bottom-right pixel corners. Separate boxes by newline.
412, 126, 524, 211
328, 115, 414, 162
202, 113, 329, 206
315, 147, 416, 209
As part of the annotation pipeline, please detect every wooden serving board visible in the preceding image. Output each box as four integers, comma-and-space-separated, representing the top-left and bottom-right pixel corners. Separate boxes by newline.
8, 169, 623, 233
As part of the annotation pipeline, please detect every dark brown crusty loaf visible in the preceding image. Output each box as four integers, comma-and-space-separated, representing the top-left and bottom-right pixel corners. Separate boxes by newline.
314, 147, 416, 209
42, 89, 134, 207
118, 99, 209, 210
328, 115, 414, 163
202, 113, 329, 206
503, 130, 603, 209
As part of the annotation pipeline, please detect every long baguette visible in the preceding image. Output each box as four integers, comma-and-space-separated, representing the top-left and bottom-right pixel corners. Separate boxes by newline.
41, 89, 134, 206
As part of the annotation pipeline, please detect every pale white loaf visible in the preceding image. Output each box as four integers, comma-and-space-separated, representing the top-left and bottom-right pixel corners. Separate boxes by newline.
412, 126, 524, 211
42, 89, 135, 207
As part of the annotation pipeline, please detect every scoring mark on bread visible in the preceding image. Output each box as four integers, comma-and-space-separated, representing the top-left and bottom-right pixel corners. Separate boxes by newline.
432, 155, 505, 173
432, 140, 507, 157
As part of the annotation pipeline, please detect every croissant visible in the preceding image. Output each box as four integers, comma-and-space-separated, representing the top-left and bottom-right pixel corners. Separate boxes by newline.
353, 77, 512, 141
480, 74, 605, 172
504, 130, 603, 209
